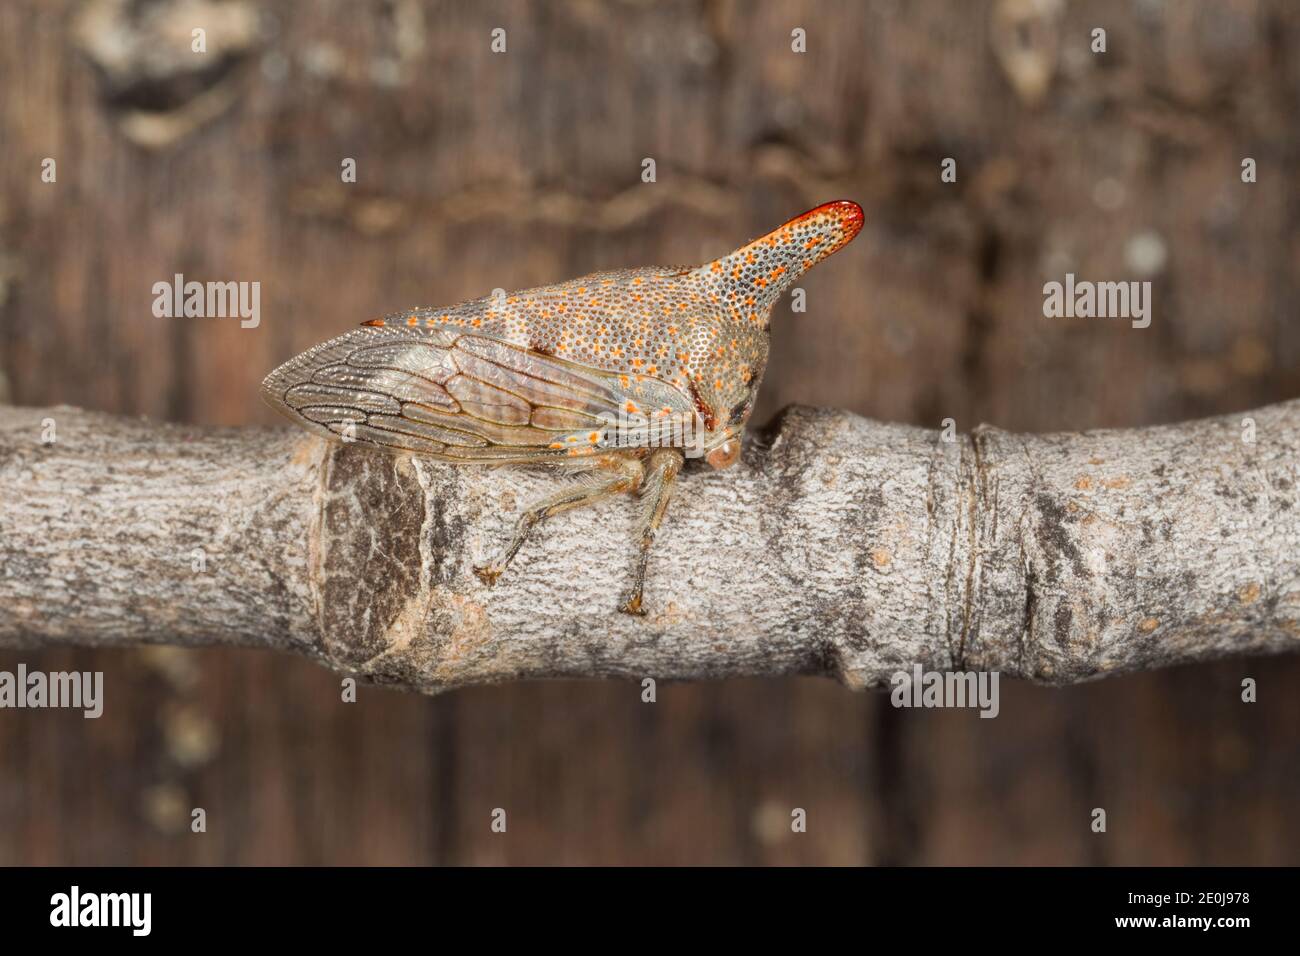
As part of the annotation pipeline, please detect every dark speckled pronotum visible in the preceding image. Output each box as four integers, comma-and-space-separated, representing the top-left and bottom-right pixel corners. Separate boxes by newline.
263, 201, 863, 614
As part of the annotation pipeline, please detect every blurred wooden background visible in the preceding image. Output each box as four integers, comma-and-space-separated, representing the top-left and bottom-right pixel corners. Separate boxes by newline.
1, 0, 1297, 864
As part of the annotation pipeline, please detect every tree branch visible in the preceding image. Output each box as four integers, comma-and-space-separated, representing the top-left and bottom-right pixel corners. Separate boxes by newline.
1, 402, 1297, 693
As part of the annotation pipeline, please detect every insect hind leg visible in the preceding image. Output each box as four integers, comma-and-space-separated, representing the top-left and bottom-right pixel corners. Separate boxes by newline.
473, 455, 644, 586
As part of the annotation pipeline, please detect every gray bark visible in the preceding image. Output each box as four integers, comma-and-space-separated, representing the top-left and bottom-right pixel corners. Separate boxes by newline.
1, 402, 1297, 693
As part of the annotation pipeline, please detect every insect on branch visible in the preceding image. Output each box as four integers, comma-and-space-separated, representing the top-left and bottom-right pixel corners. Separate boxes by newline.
1, 399, 1296, 694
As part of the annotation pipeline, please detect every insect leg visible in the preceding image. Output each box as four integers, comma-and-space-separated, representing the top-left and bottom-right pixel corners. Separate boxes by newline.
474, 455, 645, 586
620, 448, 685, 616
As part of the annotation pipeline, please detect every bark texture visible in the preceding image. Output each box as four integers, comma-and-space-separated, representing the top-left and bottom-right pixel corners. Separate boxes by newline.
2, 401, 1296, 693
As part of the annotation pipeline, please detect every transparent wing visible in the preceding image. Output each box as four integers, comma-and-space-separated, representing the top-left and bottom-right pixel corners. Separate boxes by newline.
261, 326, 700, 463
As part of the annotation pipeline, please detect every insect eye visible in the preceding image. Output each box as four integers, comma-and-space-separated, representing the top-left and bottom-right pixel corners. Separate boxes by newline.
727, 403, 749, 427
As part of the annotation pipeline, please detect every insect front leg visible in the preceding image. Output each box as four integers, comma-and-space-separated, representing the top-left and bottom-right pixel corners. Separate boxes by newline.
620, 448, 685, 616
474, 454, 645, 586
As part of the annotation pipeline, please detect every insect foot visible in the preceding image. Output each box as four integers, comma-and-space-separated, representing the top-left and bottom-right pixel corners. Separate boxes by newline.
619, 593, 646, 617
473, 563, 504, 587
